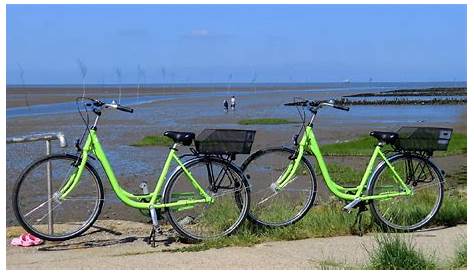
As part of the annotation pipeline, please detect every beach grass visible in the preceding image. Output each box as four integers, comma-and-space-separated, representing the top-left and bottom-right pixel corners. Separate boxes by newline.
167, 183, 466, 252
449, 241, 467, 269
367, 234, 436, 270
131, 135, 173, 147
320, 132, 466, 156
446, 165, 467, 186
238, 118, 294, 125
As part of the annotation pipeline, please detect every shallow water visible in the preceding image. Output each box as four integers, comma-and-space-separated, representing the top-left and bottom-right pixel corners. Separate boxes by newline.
7, 81, 465, 118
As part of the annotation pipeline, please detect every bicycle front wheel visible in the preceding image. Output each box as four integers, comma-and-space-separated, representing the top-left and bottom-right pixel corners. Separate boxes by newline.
12, 154, 104, 241
368, 153, 444, 232
241, 147, 317, 227
163, 157, 250, 242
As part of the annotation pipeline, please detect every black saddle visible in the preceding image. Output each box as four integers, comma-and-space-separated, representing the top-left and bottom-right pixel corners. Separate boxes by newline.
163, 131, 195, 146
370, 131, 399, 145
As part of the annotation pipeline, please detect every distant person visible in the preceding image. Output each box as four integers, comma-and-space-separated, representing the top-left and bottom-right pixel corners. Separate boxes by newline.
223, 99, 229, 112
230, 96, 236, 111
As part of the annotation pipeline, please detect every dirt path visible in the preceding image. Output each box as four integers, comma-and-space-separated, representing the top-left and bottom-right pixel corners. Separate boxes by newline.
6, 221, 466, 269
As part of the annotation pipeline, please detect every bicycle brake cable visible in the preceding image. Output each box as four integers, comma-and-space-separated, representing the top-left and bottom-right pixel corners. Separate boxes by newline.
75, 97, 92, 154
293, 97, 306, 142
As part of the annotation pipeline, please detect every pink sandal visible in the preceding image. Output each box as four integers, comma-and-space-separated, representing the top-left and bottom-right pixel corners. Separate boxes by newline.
11, 233, 44, 247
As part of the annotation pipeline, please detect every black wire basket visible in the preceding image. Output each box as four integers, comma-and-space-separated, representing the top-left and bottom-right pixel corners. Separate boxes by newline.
195, 129, 256, 155
396, 127, 453, 152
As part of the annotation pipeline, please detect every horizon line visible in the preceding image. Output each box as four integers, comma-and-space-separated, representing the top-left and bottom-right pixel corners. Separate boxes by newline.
6, 80, 468, 88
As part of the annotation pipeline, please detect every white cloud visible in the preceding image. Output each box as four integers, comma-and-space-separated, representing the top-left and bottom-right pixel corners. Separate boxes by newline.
190, 29, 210, 37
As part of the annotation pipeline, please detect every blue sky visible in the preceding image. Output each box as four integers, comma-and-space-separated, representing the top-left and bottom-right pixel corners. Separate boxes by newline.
6, 4, 467, 84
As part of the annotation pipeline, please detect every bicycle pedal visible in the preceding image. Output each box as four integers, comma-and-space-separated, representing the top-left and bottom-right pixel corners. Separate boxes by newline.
343, 198, 361, 212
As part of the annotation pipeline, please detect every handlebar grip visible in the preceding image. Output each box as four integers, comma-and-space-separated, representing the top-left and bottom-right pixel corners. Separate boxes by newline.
333, 105, 350, 111
117, 105, 134, 113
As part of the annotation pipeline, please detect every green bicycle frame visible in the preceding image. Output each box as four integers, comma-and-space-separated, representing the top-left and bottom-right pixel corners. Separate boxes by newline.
275, 125, 413, 201
58, 129, 214, 209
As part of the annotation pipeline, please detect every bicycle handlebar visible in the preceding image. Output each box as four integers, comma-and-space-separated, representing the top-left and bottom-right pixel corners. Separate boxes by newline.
106, 102, 134, 113
333, 105, 350, 111
284, 101, 310, 106
82, 98, 134, 113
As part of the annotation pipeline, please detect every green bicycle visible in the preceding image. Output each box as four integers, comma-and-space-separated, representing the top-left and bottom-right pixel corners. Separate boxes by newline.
12, 98, 250, 244
242, 98, 449, 231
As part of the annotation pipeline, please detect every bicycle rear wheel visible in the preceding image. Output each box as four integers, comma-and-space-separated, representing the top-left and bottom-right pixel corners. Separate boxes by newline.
368, 153, 444, 232
241, 147, 317, 227
12, 154, 104, 241
163, 157, 249, 242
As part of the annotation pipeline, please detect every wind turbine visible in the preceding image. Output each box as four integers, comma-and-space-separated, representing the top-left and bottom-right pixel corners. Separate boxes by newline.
115, 68, 122, 103
161, 67, 166, 90
251, 71, 258, 94
76, 59, 88, 99
227, 73, 233, 95
137, 65, 146, 103
17, 63, 30, 110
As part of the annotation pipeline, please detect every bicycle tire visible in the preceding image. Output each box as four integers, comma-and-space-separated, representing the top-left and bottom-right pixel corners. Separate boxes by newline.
367, 153, 444, 232
241, 147, 317, 227
12, 154, 104, 241
163, 156, 250, 242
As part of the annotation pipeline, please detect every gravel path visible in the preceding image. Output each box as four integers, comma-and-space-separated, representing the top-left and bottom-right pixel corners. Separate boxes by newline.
6, 221, 466, 270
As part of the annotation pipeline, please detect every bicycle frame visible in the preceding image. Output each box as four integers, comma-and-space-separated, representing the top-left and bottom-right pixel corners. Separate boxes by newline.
275, 125, 413, 201
58, 129, 214, 209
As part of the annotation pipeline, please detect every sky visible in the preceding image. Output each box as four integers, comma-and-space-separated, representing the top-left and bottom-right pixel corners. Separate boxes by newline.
6, 4, 467, 85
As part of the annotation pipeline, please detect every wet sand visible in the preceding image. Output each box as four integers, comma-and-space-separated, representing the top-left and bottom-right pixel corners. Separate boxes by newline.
7, 84, 347, 108
6, 87, 467, 227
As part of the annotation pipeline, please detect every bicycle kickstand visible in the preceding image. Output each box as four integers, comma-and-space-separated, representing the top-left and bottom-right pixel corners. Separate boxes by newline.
147, 207, 163, 247
147, 225, 163, 247
351, 203, 368, 237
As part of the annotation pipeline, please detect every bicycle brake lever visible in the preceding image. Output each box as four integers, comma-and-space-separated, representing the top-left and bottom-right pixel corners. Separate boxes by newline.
289, 150, 298, 160
75, 138, 82, 152
292, 134, 299, 146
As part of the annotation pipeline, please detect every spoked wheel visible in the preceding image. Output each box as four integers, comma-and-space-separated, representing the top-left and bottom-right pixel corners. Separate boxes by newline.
241, 147, 317, 227
12, 154, 104, 241
164, 157, 250, 242
368, 153, 444, 232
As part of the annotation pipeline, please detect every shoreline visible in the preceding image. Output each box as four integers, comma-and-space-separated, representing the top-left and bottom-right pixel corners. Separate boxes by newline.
7, 84, 466, 108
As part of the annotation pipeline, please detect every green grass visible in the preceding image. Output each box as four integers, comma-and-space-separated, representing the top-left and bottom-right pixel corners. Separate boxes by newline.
166, 185, 466, 252
367, 233, 467, 270
131, 135, 173, 147
316, 163, 364, 186
160, 162, 467, 254
367, 235, 436, 270
449, 241, 467, 269
446, 165, 467, 186
314, 259, 355, 270
432, 188, 467, 227
320, 136, 378, 156
238, 118, 294, 125
320, 132, 466, 156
